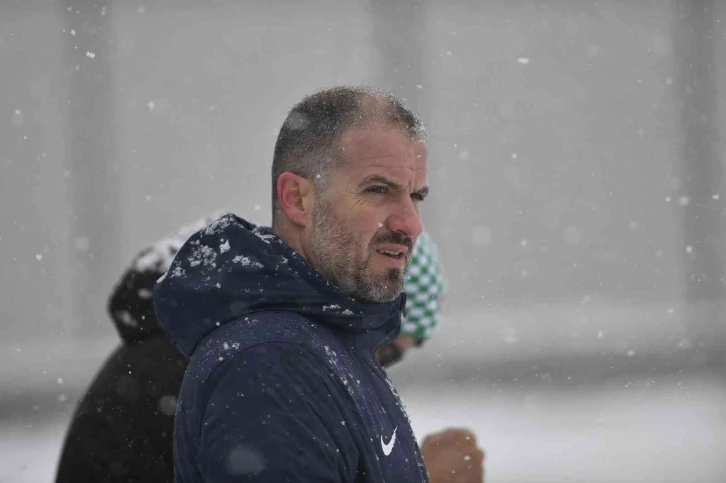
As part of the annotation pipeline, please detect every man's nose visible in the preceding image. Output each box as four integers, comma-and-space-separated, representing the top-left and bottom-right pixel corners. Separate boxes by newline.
386, 197, 423, 240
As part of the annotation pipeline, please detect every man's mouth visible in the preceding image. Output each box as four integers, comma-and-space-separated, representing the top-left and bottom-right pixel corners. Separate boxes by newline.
376, 249, 405, 260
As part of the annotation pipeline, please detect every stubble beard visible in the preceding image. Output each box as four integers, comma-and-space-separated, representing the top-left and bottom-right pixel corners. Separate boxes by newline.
310, 199, 405, 303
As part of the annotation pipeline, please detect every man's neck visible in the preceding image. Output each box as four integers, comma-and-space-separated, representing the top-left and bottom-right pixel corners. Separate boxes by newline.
272, 221, 311, 264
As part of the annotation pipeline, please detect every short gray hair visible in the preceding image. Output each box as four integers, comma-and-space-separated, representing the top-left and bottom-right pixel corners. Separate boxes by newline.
271, 86, 426, 224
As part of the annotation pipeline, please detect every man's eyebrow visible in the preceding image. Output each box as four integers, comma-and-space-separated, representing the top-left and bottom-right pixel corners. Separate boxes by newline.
359, 175, 403, 190
360, 175, 429, 199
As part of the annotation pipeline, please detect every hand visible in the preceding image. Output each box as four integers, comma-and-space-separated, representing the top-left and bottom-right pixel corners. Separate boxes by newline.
375, 335, 417, 368
421, 428, 485, 483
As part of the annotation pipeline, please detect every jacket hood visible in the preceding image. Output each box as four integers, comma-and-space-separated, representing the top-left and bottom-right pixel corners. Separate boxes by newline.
153, 213, 405, 357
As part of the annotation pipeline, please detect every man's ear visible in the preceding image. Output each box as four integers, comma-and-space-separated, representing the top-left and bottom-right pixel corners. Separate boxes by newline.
277, 172, 314, 227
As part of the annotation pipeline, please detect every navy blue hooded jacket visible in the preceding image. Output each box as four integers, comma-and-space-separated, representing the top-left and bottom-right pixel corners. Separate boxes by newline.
153, 214, 429, 482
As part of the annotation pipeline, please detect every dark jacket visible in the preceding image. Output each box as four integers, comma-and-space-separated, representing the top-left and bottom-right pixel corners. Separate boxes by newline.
54, 276, 185, 482
54, 214, 220, 483
154, 214, 429, 482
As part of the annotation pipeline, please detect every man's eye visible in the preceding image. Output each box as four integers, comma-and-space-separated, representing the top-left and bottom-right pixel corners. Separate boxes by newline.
367, 186, 388, 194
411, 193, 425, 202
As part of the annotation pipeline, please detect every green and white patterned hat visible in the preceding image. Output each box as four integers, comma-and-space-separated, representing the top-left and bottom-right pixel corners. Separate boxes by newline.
401, 231, 446, 341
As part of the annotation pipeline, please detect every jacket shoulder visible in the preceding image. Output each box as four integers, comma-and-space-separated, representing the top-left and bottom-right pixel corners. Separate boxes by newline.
189, 311, 335, 376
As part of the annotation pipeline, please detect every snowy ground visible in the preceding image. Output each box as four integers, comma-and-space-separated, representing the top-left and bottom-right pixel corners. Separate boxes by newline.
397, 375, 726, 483
2, 373, 725, 483
0, 418, 68, 483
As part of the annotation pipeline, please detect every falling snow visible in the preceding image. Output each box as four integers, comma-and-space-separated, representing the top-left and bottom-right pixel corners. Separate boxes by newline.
188, 245, 218, 268
6, 11, 726, 483
252, 228, 275, 243
12, 109, 23, 126
116, 310, 138, 328
170, 266, 185, 279
232, 255, 263, 268
220, 240, 231, 254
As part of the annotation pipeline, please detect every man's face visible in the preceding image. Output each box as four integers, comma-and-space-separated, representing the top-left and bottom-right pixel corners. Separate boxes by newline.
306, 124, 428, 303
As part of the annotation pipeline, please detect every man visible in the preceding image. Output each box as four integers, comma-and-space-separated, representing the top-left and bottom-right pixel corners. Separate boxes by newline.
153, 86, 478, 482
54, 212, 483, 482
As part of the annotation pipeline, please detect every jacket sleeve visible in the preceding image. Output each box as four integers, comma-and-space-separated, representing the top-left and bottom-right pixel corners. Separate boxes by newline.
196, 342, 359, 482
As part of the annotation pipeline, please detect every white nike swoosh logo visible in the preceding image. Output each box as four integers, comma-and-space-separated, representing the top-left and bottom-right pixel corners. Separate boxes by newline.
381, 427, 398, 456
